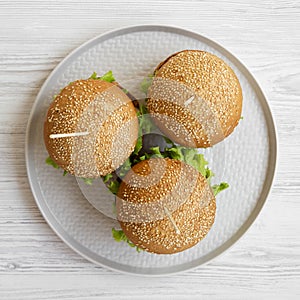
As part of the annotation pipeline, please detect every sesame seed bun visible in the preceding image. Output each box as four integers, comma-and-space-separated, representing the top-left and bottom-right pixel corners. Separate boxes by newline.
147, 50, 243, 148
44, 79, 138, 177
116, 158, 216, 254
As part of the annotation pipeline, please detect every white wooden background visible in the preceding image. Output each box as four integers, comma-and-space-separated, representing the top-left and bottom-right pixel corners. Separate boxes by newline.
0, 0, 299, 299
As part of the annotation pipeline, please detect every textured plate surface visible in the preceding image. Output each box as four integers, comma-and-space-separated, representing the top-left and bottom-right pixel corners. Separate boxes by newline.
26, 25, 277, 275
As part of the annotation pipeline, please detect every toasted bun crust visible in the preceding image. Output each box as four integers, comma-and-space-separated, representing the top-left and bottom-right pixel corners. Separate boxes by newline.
44, 79, 138, 177
147, 50, 243, 148
117, 158, 216, 254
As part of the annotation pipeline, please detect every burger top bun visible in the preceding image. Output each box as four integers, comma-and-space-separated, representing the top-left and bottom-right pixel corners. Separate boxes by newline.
116, 158, 216, 254
147, 50, 243, 148
44, 79, 138, 178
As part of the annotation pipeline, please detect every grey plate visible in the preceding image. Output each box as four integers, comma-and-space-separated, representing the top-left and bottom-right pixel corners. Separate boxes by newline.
25, 25, 277, 276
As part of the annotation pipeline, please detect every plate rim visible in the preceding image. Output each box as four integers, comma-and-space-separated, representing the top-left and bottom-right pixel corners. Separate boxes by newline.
25, 24, 277, 276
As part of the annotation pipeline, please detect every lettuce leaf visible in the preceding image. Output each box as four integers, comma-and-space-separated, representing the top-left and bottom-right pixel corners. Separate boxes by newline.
140, 74, 154, 94
46, 156, 59, 169
89, 70, 115, 82
107, 181, 120, 195
46, 157, 94, 184
147, 146, 213, 182
102, 173, 113, 183
81, 177, 94, 185
212, 182, 229, 196
133, 136, 143, 155
118, 158, 132, 178
46, 156, 70, 176
112, 228, 142, 252
137, 104, 157, 136
149, 146, 164, 158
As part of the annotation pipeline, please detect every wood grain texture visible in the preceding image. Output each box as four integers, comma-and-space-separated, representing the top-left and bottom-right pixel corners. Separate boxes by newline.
0, 0, 299, 299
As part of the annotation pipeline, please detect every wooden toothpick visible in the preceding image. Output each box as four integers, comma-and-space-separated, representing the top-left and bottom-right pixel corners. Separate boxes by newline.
164, 206, 180, 235
184, 95, 195, 106
50, 132, 89, 139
